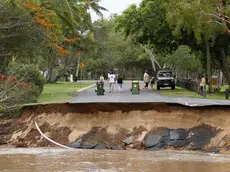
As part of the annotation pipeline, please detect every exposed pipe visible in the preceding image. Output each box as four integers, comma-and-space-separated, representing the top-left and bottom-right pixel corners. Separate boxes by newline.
34, 121, 74, 150
140, 44, 162, 71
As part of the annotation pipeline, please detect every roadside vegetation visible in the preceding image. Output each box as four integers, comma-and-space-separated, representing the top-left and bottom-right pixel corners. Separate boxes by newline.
115, 0, 230, 92
38, 82, 93, 103
2, 0, 230, 117
0, 0, 106, 116
156, 85, 230, 100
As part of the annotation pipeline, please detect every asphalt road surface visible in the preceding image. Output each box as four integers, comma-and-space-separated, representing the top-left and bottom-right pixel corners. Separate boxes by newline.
70, 81, 230, 107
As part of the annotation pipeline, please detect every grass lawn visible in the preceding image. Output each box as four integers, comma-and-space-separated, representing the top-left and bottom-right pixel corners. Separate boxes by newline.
38, 82, 93, 103
154, 84, 230, 100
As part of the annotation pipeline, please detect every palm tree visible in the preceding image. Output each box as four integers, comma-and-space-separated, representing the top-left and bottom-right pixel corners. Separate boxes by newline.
79, 0, 108, 18
40, 0, 107, 31
5, 0, 107, 29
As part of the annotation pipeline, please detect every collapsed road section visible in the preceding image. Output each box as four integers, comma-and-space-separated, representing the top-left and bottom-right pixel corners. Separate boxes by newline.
1, 103, 230, 153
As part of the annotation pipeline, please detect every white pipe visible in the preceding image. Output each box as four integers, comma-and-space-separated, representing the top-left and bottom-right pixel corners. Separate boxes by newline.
140, 44, 162, 71
146, 47, 162, 69
34, 121, 74, 150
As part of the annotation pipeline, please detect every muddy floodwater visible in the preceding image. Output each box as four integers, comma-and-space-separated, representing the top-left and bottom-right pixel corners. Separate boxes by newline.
1, 149, 230, 172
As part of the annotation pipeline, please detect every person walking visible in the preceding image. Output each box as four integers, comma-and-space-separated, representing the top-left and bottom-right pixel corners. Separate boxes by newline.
117, 74, 123, 93
196, 75, 206, 95
87, 72, 91, 80
108, 72, 116, 93
143, 70, 150, 90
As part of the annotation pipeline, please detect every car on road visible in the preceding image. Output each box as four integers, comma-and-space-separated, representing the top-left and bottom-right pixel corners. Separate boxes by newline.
156, 69, 175, 90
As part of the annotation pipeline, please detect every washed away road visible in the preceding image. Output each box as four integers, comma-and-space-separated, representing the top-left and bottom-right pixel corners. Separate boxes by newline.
70, 81, 230, 107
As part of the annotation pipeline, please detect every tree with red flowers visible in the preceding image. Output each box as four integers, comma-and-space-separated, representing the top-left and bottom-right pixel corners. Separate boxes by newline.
22, 0, 85, 82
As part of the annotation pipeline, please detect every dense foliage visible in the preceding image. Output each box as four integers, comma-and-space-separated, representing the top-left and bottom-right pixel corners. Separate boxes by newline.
84, 19, 152, 79
0, 0, 107, 115
115, 0, 230, 88
2, 0, 230, 115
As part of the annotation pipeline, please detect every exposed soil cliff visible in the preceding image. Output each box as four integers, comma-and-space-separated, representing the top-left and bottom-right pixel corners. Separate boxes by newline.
1, 103, 230, 153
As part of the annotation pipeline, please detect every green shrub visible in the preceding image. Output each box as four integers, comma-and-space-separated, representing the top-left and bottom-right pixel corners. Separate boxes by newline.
2, 63, 45, 104
0, 63, 46, 118
10, 63, 45, 94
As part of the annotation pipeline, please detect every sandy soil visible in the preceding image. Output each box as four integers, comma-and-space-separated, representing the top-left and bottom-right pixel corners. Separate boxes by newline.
1, 103, 230, 153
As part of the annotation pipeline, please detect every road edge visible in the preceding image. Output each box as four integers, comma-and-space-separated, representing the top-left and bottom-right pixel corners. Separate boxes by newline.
77, 83, 95, 93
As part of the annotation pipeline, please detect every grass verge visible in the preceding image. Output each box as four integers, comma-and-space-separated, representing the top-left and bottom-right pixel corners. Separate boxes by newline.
38, 82, 94, 103
154, 85, 229, 100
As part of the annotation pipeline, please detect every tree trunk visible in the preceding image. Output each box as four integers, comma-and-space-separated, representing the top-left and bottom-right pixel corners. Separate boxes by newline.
217, 70, 223, 89
53, 67, 68, 83
221, 49, 230, 88
0, 56, 11, 73
72, 57, 78, 81
75, 56, 81, 81
47, 54, 55, 83
54, 54, 75, 83
205, 40, 212, 93
47, 57, 53, 83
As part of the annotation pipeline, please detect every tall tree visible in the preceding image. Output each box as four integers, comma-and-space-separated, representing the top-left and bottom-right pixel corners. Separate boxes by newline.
83, 19, 152, 79
115, 0, 179, 53
0, 1, 46, 72
20, 0, 107, 82
80, 0, 107, 17
166, 0, 230, 88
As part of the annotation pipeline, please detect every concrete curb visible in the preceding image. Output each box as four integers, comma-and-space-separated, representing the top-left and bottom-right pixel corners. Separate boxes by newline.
77, 84, 95, 93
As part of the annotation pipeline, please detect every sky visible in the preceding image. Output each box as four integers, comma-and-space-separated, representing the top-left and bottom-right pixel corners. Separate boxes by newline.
91, 0, 142, 21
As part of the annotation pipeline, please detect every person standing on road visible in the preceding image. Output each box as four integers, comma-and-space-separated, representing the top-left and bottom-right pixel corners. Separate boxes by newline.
107, 72, 110, 84
108, 72, 116, 93
143, 70, 150, 90
117, 74, 123, 93
150, 76, 155, 89
99, 74, 104, 84
87, 72, 91, 80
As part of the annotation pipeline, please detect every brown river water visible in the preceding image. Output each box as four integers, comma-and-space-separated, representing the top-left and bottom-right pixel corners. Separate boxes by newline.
1, 149, 230, 172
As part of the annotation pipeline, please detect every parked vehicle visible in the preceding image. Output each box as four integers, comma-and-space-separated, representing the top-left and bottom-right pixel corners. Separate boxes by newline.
156, 69, 175, 90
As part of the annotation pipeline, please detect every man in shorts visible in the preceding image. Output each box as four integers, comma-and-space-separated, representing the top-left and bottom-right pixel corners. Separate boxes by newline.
108, 72, 116, 93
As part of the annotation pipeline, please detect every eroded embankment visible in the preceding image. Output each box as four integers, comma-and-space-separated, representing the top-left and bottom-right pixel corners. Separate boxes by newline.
1, 103, 230, 153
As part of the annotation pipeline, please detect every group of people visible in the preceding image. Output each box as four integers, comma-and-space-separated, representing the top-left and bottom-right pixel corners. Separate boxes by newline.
98, 70, 154, 94
99, 72, 123, 93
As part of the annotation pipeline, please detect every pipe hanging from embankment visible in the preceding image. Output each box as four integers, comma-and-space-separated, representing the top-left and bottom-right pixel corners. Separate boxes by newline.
34, 121, 74, 150
12, 103, 230, 153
